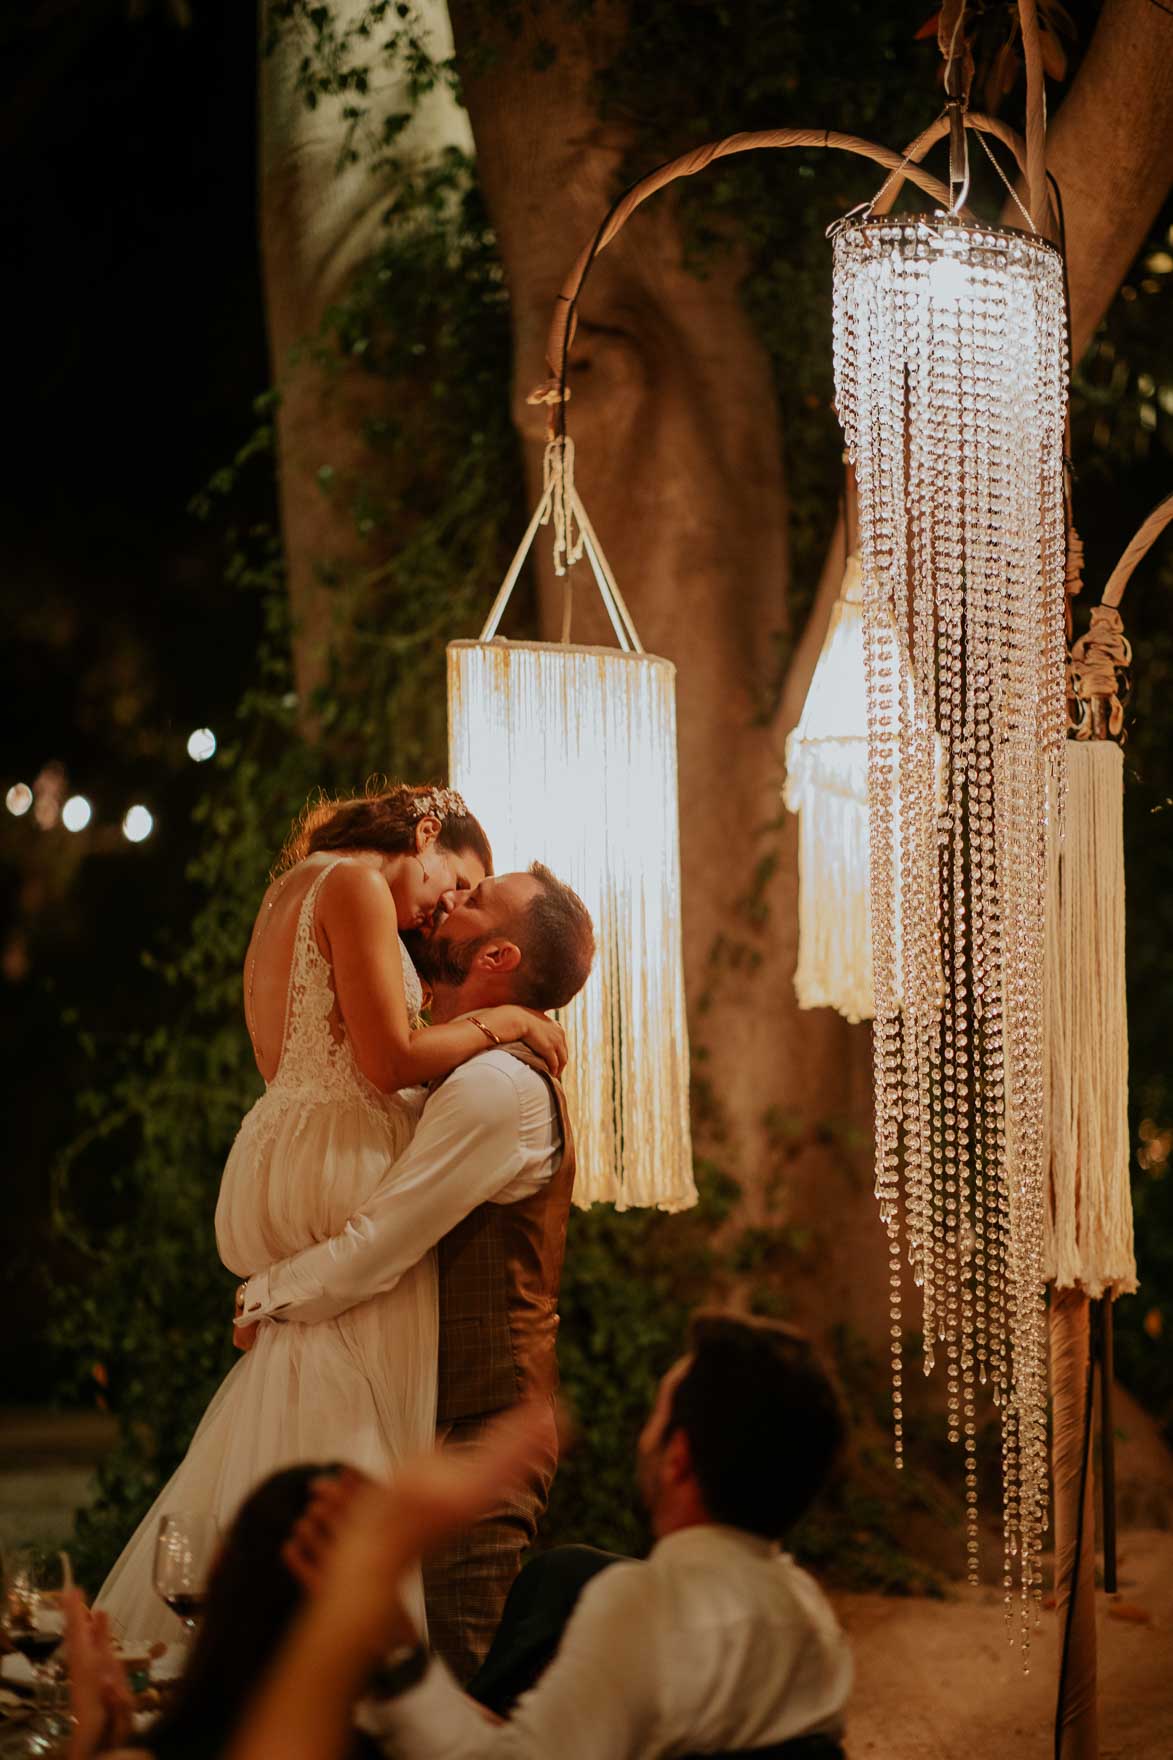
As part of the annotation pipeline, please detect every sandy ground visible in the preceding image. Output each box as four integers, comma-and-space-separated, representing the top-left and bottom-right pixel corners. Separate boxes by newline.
834, 1528, 1173, 1759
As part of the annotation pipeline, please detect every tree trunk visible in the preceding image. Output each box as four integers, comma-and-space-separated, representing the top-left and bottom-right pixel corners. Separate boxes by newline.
260, 0, 473, 708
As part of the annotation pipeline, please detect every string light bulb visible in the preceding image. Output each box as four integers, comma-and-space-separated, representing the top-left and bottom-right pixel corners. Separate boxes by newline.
62, 796, 93, 833
187, 728, 216, 763
122, 805, 154, 844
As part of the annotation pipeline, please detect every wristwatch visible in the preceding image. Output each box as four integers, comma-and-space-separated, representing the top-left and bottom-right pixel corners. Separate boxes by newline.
367, 1642, 430, 1701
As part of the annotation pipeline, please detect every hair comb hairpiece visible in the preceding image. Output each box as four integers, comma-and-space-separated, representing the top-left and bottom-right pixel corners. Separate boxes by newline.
411, 786, 468, 822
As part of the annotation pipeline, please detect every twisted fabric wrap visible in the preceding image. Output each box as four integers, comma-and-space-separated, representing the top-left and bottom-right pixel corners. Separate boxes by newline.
1069, 605, 1131, 740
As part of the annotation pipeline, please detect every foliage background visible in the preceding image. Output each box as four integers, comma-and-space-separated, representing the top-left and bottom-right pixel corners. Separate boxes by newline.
2, 1, 1170, 1591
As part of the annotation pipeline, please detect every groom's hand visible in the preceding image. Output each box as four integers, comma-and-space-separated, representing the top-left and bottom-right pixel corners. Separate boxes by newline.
233, 1282, 258, 1352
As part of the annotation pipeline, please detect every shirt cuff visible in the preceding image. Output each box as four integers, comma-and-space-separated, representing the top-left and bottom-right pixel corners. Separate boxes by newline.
239, 1256, 331, 1325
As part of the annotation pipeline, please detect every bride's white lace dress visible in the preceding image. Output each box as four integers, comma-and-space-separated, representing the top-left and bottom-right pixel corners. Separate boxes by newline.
96, 857, 437, 1642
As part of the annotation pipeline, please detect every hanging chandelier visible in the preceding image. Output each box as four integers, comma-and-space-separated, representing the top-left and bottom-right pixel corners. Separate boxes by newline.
832, 130, 1069, 1616
447, 440, 696, 1213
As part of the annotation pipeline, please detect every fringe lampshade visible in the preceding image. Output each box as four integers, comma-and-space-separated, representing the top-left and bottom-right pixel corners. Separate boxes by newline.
1043, 740, 1136, 1298
784, 555, 875, 1024
447, 440, 695, 1214
833, 212, 1068, 1618
784, 551, 918, 1025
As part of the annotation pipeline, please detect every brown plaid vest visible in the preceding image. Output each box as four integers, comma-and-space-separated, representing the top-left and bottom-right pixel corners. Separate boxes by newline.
436, 1043, 576, 1425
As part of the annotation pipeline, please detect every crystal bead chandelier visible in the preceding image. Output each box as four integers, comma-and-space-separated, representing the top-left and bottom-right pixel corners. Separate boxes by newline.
448, 441, 696, 1213
833, 204, 1068, 1617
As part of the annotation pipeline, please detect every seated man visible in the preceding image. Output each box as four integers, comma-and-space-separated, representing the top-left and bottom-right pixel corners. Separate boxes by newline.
240, 1312, 853, 1760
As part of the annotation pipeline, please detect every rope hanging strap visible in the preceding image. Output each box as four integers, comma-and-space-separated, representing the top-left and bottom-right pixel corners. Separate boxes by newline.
478, 438, 641, 653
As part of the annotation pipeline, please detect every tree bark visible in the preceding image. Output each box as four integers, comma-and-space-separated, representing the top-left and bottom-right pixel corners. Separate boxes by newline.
260, 0, 473, 708
1038, 0, 1173, 360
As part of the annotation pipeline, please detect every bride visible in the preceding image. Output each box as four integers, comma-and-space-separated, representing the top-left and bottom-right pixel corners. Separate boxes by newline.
96, 782, 565, 1642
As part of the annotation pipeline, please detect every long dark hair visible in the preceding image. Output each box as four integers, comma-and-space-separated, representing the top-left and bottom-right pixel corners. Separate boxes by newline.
278, 780, 493, 878
135, 1464, 375, 1760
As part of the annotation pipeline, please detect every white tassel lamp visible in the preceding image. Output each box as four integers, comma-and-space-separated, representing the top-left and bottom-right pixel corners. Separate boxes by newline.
448, 440, 696, 1214
784, 553, 876, 1024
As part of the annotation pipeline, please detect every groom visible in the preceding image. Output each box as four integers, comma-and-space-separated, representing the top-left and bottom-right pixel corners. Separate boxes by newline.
234, 862, 594, 1682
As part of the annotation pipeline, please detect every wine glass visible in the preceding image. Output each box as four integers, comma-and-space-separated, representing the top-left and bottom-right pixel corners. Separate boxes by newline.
0, 1546, 69, 1756
153, 1512, 220, 1638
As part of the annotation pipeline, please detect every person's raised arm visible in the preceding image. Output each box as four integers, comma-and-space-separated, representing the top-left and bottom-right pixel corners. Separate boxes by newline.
318, 862, 566, 1086
226, 1406, 553, 1760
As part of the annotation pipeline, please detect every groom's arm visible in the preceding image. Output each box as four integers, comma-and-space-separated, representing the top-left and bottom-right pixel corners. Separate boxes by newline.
236, 1053, 558, 1329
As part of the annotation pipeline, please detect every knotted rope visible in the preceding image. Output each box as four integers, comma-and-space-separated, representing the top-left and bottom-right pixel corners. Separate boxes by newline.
1069, 606, 1131, 740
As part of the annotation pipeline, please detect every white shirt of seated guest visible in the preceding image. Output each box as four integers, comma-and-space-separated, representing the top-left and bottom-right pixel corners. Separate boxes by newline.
366, 1522, 852, 1760
238, 1047, 560, 1329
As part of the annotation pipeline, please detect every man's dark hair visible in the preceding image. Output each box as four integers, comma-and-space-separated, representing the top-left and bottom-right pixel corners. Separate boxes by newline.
510, 861, 595, 1011
666, 1313, 846, 1540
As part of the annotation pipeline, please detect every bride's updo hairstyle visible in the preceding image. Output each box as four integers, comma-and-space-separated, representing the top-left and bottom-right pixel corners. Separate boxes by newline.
277, 781, 493, 877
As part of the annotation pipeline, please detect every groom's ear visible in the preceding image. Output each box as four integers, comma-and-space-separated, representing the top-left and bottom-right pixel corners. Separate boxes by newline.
477, 939, 523, 975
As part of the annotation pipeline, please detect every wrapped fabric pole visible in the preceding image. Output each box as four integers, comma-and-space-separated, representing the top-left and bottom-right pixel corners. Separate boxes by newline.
1050, 1287, 1098, 1760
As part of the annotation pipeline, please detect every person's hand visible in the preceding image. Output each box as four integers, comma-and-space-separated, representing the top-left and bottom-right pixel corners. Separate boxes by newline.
284, 1401, 555, 1657
283, 1468, 372, 1595
234, 1283, 258, 1352
481, 1006, 568, 1078
63, 1589, 133, 1760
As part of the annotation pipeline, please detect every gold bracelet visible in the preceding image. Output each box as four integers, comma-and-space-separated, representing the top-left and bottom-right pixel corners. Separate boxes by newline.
468, 1014, 503, 1047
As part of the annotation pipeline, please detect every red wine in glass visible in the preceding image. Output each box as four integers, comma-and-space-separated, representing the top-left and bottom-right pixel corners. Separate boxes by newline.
7, 1627, 62, 1666
154, 1513, 220, 1637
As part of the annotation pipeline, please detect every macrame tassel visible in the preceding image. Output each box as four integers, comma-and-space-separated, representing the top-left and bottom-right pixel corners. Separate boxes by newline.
1044, 740, 1137, 1297
449, 639, 695, 1214
785, 557, 874, 1023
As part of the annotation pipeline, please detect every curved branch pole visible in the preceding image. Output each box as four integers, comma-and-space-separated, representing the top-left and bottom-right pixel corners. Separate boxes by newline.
528, 111, 1032, 408
1102, 492, 1173, 608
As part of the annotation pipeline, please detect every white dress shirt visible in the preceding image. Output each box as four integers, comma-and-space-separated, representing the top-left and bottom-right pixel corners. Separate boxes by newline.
238, 1050, 561, 1328
369, 1524, 852, 1760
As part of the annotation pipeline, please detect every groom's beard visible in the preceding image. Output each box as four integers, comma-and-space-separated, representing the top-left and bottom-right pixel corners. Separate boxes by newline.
405, 926, 492, 991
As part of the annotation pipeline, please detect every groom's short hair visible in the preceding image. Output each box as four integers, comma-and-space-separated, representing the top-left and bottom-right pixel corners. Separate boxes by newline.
509, 862, 594, 1012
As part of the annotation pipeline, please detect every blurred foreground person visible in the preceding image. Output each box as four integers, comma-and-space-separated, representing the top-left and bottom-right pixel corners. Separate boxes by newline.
65, 1464, 382, 1760
232, 1315, 852, 1760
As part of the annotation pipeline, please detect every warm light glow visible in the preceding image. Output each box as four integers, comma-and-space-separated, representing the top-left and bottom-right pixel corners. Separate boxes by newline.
449, 639, 694, 1213
923, 247, 974, 305
784, 554, 912, 1024
62, 795, 93, 833
187, 727, 216, 763
6, 783, 32, 817
122, 805, 154, 843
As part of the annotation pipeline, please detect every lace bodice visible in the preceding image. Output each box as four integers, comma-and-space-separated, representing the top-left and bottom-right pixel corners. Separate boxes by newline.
267, 856, 424, 1105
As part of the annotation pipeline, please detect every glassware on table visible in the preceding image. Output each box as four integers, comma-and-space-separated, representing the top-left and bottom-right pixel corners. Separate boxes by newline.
0, 1546, 70, 1757
153, 1512, 220, 1637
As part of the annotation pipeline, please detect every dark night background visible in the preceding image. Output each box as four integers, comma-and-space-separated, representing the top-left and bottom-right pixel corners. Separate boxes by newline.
2, 2, 268, 1400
